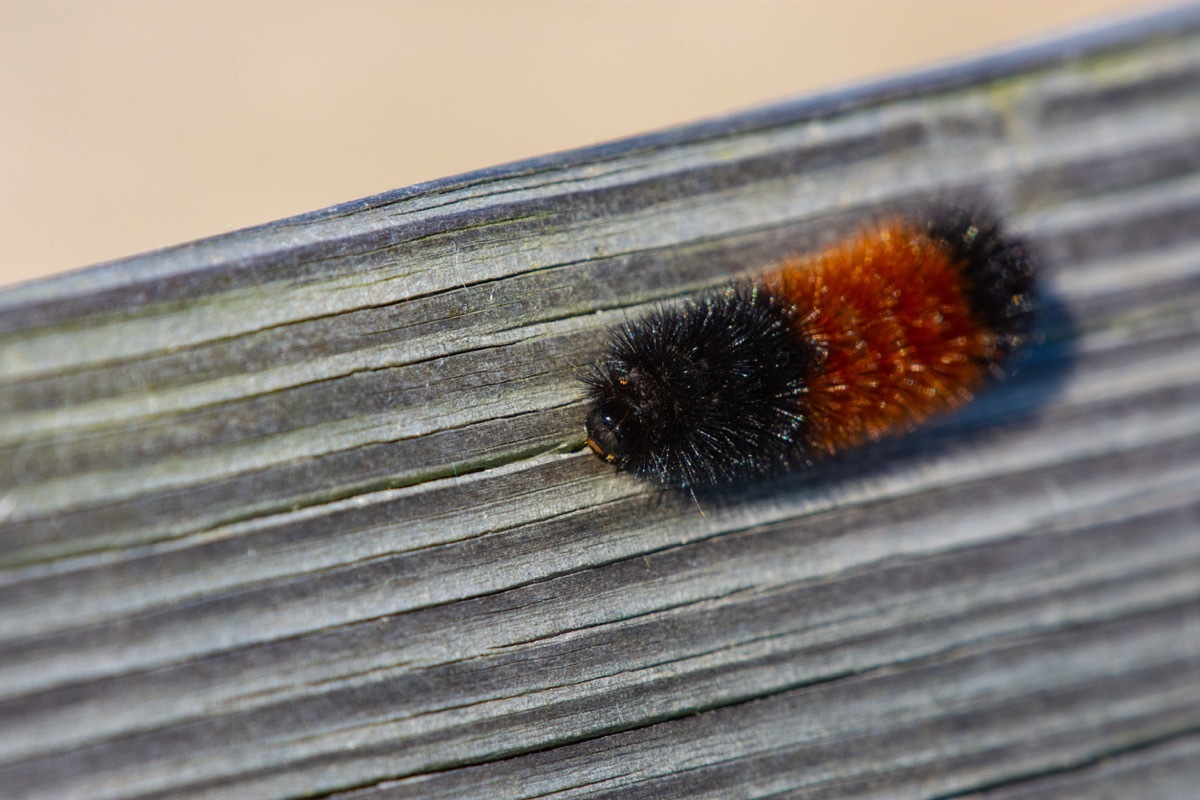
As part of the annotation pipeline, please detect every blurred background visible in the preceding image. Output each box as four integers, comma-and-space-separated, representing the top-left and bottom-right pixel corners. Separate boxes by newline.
0, 0, 1153, 288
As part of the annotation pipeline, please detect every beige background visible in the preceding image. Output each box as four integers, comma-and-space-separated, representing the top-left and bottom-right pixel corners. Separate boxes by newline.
0, 0, 1154, 288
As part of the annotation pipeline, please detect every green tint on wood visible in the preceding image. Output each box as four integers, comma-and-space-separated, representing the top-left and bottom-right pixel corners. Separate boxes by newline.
2, 7, 1200, 800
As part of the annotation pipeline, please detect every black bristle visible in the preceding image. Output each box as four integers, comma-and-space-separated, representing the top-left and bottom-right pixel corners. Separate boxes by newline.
584, 285, 815, 487
926, 208, 1039, 369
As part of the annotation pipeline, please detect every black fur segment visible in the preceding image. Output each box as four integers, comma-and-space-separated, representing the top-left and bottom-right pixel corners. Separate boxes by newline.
926, 207, 1038, 369
584, 285, 816, 487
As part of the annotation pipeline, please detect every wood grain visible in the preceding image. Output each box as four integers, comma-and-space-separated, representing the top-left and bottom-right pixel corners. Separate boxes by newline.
2, 7, 1199, 799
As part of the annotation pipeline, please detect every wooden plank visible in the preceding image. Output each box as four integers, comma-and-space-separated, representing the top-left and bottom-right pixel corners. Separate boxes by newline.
2, 7, 1200, 799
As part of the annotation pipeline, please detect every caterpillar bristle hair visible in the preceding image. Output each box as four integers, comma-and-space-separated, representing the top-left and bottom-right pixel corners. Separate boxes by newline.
583, 206, 1037, 487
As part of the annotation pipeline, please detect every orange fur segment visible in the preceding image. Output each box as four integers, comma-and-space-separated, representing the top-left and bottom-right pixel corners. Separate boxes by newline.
766, 221, 994, 456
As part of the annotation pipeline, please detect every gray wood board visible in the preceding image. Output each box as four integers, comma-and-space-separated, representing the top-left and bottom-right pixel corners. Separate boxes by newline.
2, 7, 1200, 799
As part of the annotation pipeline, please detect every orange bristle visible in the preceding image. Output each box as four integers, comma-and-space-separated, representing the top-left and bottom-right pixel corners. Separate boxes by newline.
766, 221, 995, 456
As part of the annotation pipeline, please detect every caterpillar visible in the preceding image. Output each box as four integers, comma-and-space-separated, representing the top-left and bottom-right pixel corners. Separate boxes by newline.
582, 207, 1037, 487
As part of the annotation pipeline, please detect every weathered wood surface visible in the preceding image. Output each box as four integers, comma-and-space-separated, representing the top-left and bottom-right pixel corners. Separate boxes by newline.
3, 8, 1200, 800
